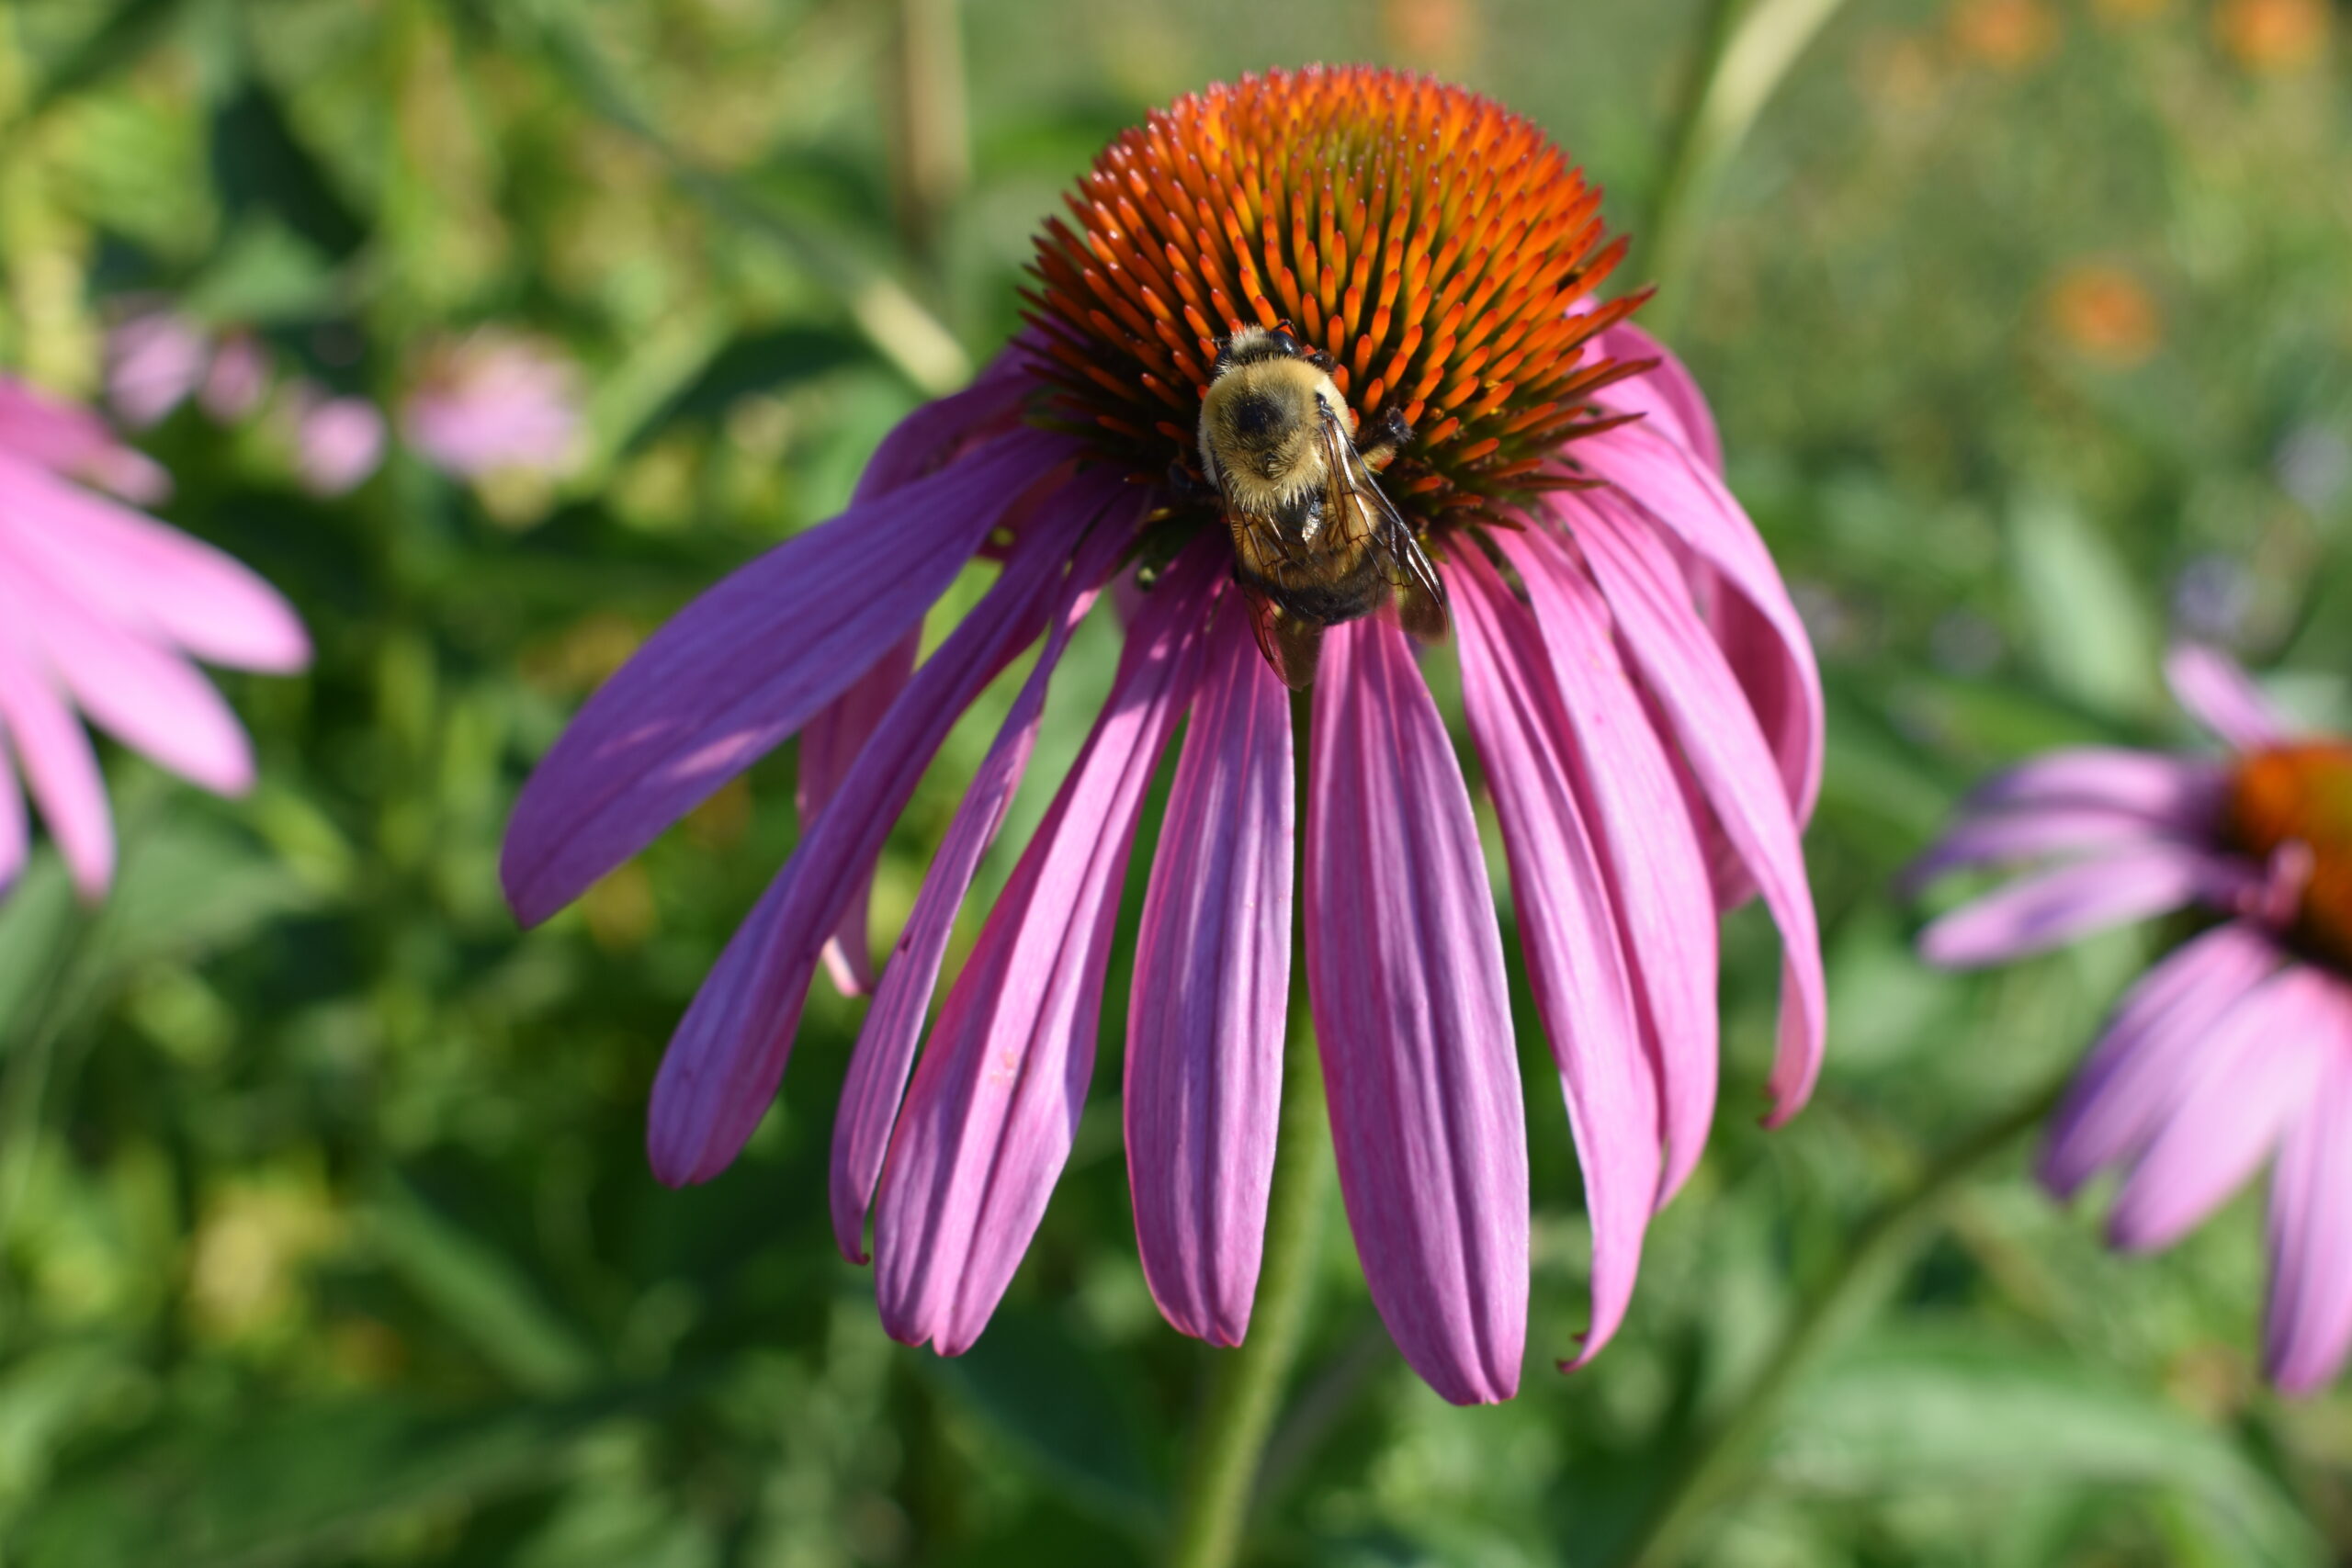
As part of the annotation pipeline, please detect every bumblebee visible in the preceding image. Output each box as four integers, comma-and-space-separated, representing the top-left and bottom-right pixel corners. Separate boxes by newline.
1187, 325, 1448, 690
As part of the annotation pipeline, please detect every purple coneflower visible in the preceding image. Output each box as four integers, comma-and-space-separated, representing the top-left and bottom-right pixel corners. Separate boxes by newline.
401, 332, 582, 481
502, 67, 1826, 1404
0, 378, 309, 898
1916, 645, 2352, 1393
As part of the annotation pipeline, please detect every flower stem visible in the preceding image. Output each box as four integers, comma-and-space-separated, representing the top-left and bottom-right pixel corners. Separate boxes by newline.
1642, 0, 1853, 342
1168, 1021, 1334, 1568
1614, 1071, 2071, 1568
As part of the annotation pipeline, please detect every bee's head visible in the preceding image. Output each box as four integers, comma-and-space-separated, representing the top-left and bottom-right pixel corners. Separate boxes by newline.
1205, 367, 1326, 482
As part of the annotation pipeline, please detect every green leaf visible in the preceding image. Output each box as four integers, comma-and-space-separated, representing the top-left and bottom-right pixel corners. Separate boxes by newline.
1770, 1327, 2322, 1566
18, 1391, 669, 1568
2009, 496, 2160, 720
919, 1306, 1161, 1531
367, 1179, 600, 1394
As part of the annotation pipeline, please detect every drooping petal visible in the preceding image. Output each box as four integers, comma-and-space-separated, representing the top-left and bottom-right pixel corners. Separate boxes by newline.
1125, 588, 1294, 1347
1452, 550, 1654, 1368
1901, 805, 2192, 894
647, 493, 1117, 1187
0, 378, 169, 502
0, 647, 112, 897
2265, 1002, 2352, 1394
2165, 643, 2292, 753
2108, 965, 2333, 1252
0, 548, 254, 794
1307, 616, 1527, 1405
1918, 846, 2256, 970
1963, 748, 2226, 823
1565, 492, 1826, 1126
1573, 420, 1823, 827
797, 632, 918, 997
502, 427, 1081, 925
0, 452, 309, 672
2041, 921, 2281, 1197
1499, 527, 1720, 1201
873, 555, 1216, 1356
830, 519, 1133, 1262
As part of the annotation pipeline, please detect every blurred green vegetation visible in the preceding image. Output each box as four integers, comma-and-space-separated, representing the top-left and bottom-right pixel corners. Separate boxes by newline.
2, 0, 2349, 1563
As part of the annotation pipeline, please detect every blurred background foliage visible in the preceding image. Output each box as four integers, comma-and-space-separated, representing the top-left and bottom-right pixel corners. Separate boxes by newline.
1, 0, 2349, 1563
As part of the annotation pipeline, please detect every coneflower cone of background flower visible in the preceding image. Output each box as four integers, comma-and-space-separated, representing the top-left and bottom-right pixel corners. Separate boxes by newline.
0, 377, 310, 899
502, 66, 1826, 1404
1915, 646, 2352, 1393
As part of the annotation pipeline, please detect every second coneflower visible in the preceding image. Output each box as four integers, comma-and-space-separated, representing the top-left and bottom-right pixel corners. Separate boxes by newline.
502, 65, 1826, 1404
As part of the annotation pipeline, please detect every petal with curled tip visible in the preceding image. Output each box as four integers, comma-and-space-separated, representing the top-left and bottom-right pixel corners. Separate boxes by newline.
829, 520, 1133, 1264
1563, 491, 1826, 1128
1452, 550, 1654, 1368
872, 554, 1217, 1356
1498, 526, 1720, 1204
1125, 588, 1294, 1346
1307, 616, 1526, 1405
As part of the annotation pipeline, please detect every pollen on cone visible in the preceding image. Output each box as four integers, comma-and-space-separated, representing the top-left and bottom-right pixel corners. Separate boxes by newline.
1021, 64, 1649, 532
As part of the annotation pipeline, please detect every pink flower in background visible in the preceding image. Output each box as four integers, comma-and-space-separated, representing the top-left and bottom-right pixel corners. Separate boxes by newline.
106, 309, 211, 429
401, 333, 582, 480
200, 333, 272, 423
289, 389, 388, 498
1916, 646, 2352, 1393
501, 69, 1826, 1404
0, 377, 310, 898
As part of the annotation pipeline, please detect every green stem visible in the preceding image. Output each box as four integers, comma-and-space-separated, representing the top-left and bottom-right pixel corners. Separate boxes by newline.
1641, 0, 1853, 342
1615, 1071, 2070, 1568
1167, 1021, 1334, 1568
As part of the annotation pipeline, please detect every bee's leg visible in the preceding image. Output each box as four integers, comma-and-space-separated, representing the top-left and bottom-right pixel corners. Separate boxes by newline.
1165, 457, 1219, 507
1356, 404, 1416, 470
1303, 346, 1337, 373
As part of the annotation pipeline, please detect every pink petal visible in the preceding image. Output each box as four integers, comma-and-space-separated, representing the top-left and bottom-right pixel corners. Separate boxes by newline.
1919, 845, 2254, 970
1595, 322, 1722, 474
1564, 492, 1827, 1127
854, 344, 1035, 498
1498, 527, 1721, 1202
1964, 748, 2226, 823
797, 631, 918, 997
1573, 420, 1823, 829
2108, 965, 2333, 1252
0, 452, 309, 672
0, 648, 113, 897
1901, 805, 2193, 894
2265, 1002, 2352, 1394
0, 378, 169, 502
872, 555, 1217, 1356
792, 361, 1039, 998
1307, 616, 1527, 1405
829, 520, 1134, 1262
1452, 550, 1656, 1369
501, 428, 1082, 926
648, 497, 1112, 1186
1125, 588, 1294, 1347
2041, 920, 2282, 1197
107, 312, 209, 429
2165, 643, 2291, 753
31, 602, 253, 795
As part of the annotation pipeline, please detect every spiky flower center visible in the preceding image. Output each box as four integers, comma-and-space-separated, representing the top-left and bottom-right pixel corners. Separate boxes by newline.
1023, 65, 1646, 535
2225, 742, 2352, 970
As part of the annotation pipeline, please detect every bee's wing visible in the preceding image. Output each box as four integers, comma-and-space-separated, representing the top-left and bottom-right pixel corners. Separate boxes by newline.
1317, 413, 1451, 644
1241, 583, 1323, 691
1218, 491, 1323, 689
